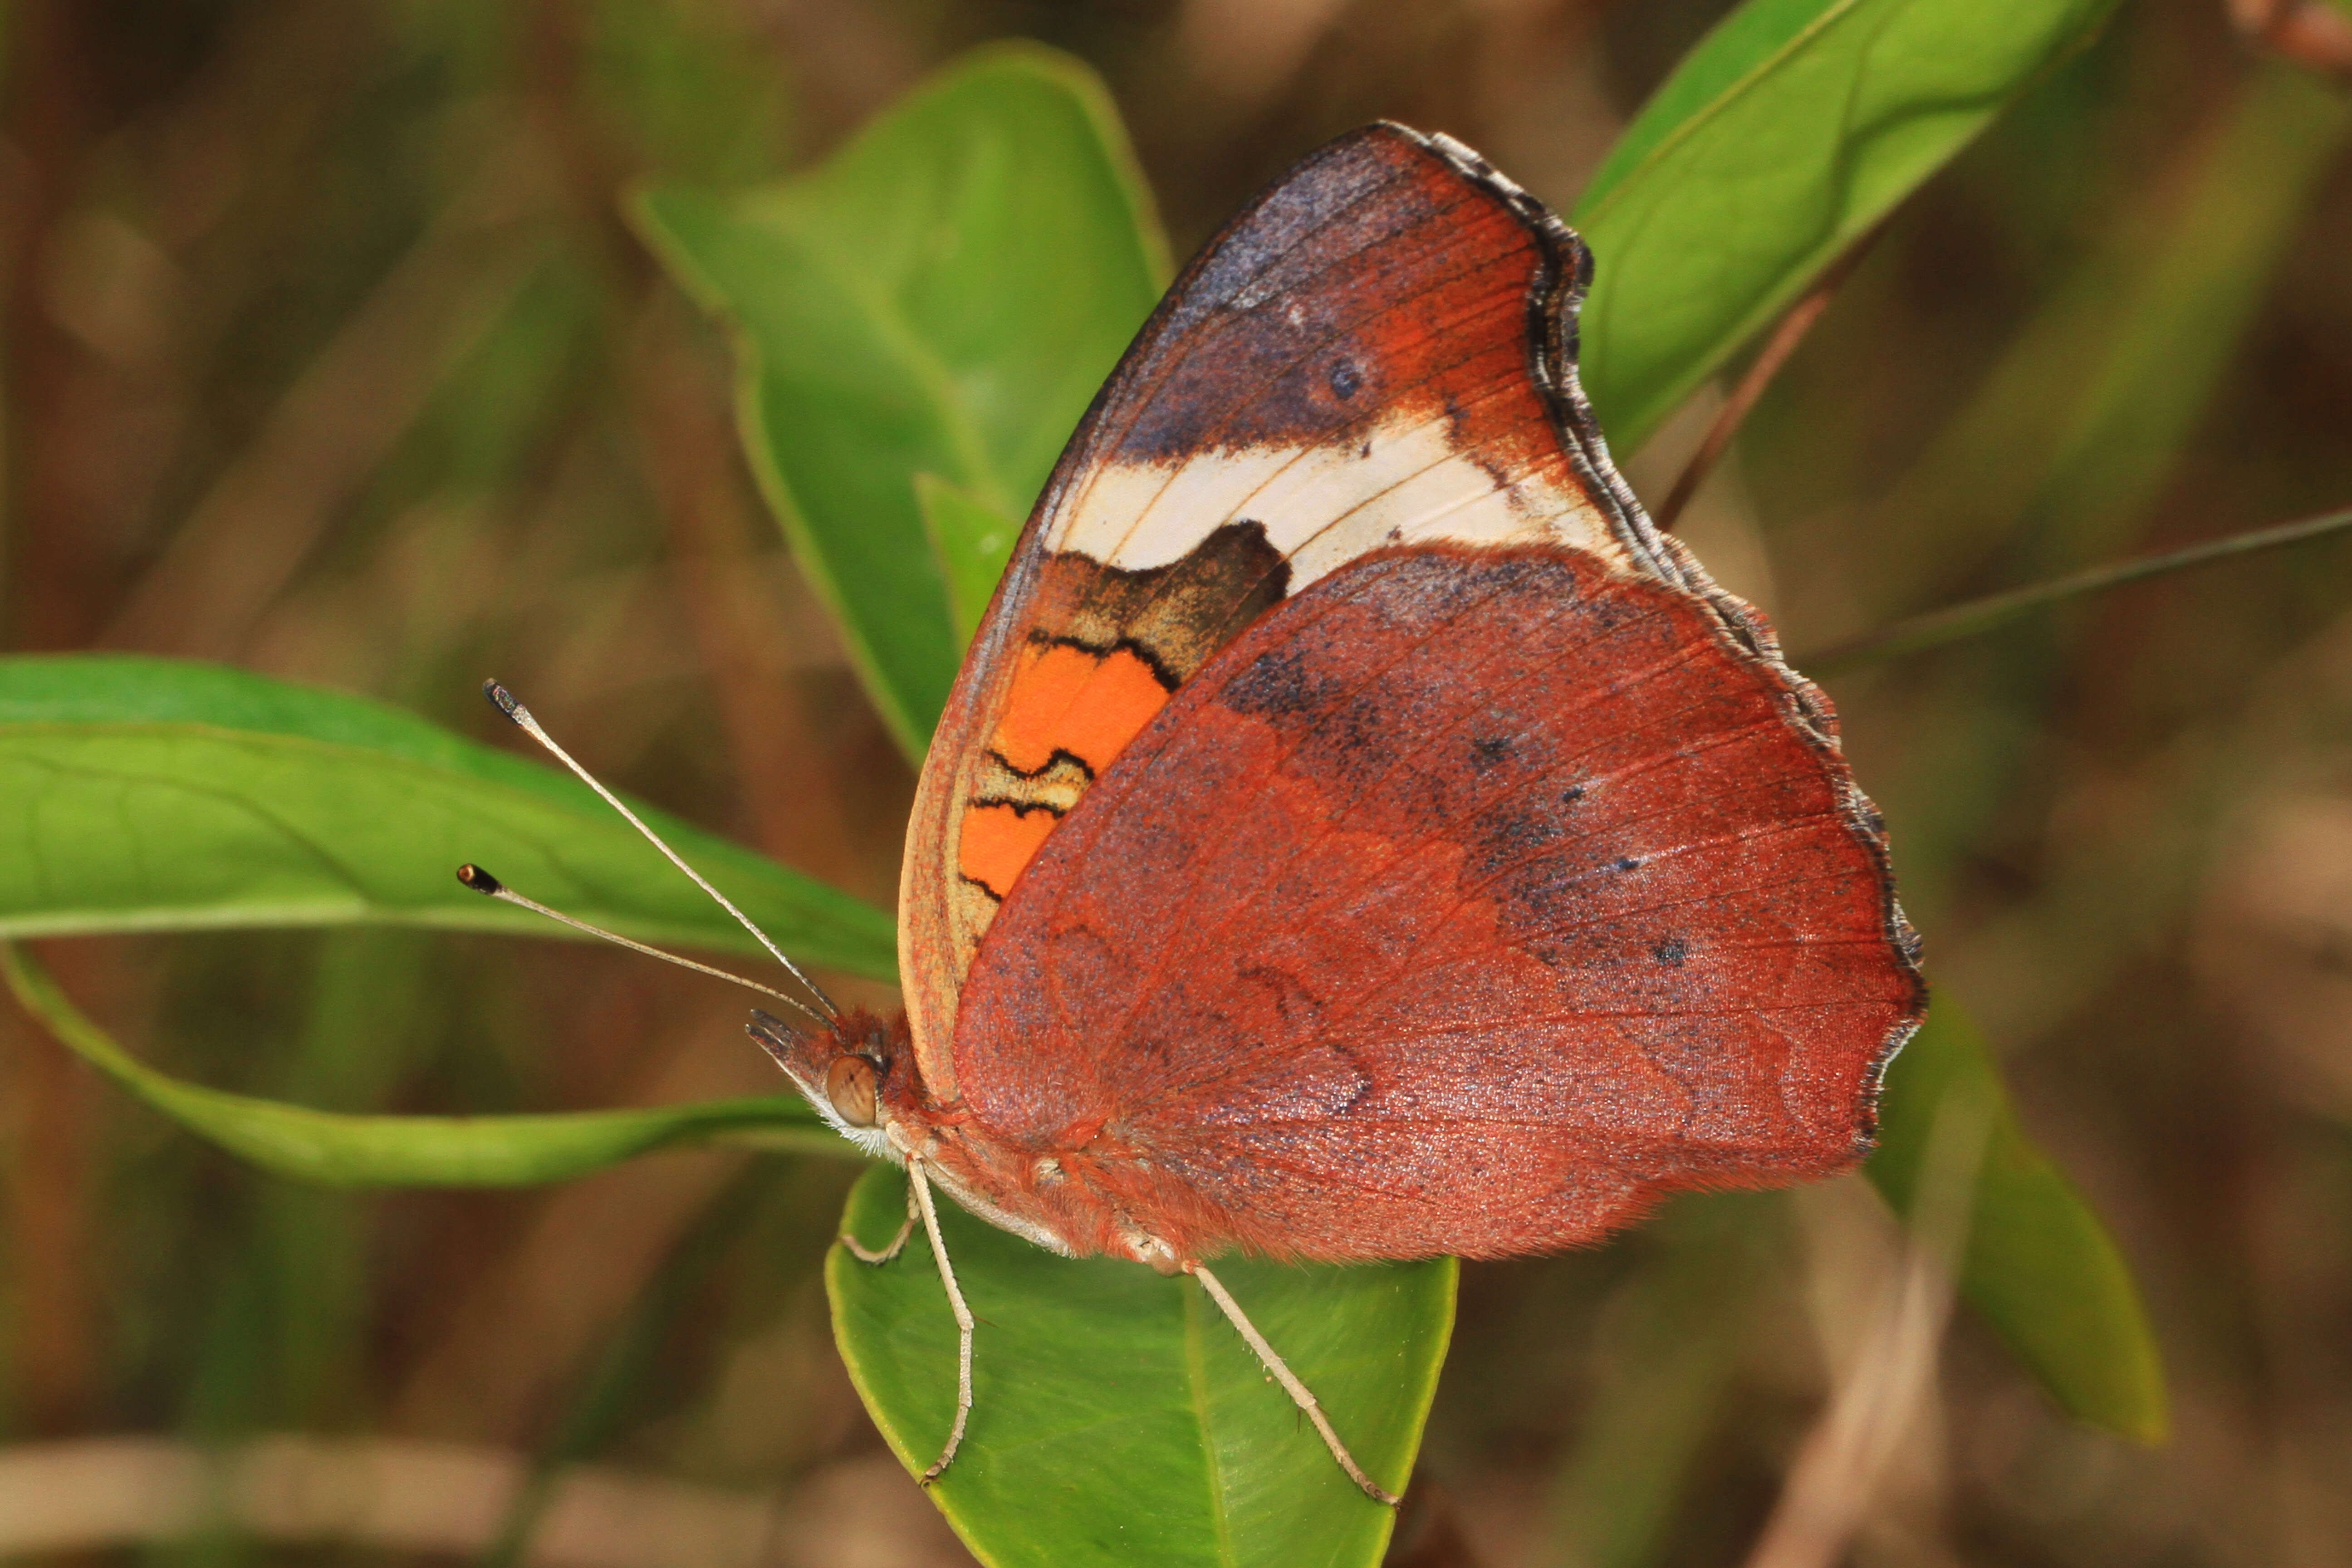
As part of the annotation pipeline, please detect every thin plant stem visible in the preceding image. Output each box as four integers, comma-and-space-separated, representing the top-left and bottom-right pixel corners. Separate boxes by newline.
1739, 1089, 1992, 1568
1653, 229, 1883, 533
1803, 504, 2352, 676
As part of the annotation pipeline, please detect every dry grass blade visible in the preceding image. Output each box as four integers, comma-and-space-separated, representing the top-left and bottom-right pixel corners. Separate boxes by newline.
0, 1435, 964, 1567
1740, 1092, 1993, 1568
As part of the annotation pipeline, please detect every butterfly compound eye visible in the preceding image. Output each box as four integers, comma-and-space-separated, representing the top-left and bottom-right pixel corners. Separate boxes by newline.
825, 1056, 880, 1127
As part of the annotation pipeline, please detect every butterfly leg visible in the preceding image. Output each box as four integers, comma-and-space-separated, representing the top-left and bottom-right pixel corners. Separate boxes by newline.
1186, 1260, 1401, 1506
841, 1178, 918, 1264
907, 1157, 977, 1485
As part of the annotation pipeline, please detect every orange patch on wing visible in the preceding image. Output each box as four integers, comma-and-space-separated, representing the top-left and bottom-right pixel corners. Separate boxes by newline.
958, 804, 1061, 898
990, 642, 1171, 778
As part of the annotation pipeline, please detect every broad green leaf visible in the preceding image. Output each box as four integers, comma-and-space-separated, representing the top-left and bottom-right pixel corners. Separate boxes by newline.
0, 654, 896, 979
829, 1166, 1453, 1568
1867, 999, 2167, 1442
1573, 0, 2122, 450
916, 472, 1023, 650
0, 942, 844, 1186
635, 43, 1169, 763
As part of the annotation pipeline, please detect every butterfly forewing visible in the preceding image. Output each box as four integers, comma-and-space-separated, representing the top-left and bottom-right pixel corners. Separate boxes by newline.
902, 123, 1717, 1098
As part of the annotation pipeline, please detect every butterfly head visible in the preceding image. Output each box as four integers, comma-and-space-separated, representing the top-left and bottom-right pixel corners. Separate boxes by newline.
749, 1005, 917, 1160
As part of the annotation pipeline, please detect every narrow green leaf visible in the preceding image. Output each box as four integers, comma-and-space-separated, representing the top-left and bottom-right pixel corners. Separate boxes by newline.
1867, 999, 2167, 1442
829, 1166, 1454, 1568
0, 655, 896, 979
0, 942, 846, 1187
916, 472, 1023, 651
1574, 0, 2122, 450
634, 43, 1169, 763
1577, 0, 1842, 214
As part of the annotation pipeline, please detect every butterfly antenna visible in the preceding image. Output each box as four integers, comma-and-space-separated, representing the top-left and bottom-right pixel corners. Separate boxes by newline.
480, 679, 842, 1021
456, 864, 827, 1029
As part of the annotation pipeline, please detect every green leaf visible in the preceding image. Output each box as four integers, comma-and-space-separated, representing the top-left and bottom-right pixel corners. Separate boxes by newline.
829, 1166, 1454, 1568
1577, 0, 1837, 214
916, 472, 1024, 650
0, 654, 897, 979
1574, 0, 2122, 450
0, 942, 847, 1186
634, 43, 1169, 764
1867, 999, 2168, 1442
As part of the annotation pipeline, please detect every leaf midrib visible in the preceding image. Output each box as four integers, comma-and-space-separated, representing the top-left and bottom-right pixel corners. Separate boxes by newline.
1180, 1277, 1240, 1568
0, 721, 895, 936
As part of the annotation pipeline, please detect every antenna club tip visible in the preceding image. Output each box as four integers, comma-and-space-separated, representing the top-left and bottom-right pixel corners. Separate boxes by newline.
481, 679, 523, 720
456, 863, 504, 896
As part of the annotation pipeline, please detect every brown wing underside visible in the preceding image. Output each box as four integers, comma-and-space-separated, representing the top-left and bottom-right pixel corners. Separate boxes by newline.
946, 545, 1924, 1264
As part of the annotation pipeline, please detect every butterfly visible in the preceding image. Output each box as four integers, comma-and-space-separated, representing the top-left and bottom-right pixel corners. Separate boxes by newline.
476, 120, 1924, 1505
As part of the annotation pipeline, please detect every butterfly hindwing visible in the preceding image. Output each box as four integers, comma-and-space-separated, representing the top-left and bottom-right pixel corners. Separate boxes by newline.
942, 545, 1920, 1261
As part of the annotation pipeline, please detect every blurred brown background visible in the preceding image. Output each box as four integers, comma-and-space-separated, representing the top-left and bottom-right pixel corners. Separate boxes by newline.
1, 1, 2349, 1564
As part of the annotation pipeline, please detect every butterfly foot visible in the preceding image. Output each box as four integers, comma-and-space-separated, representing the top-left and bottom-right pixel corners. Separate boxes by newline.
839, 1211, 916, 1266
841, 1183, 921, 1264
